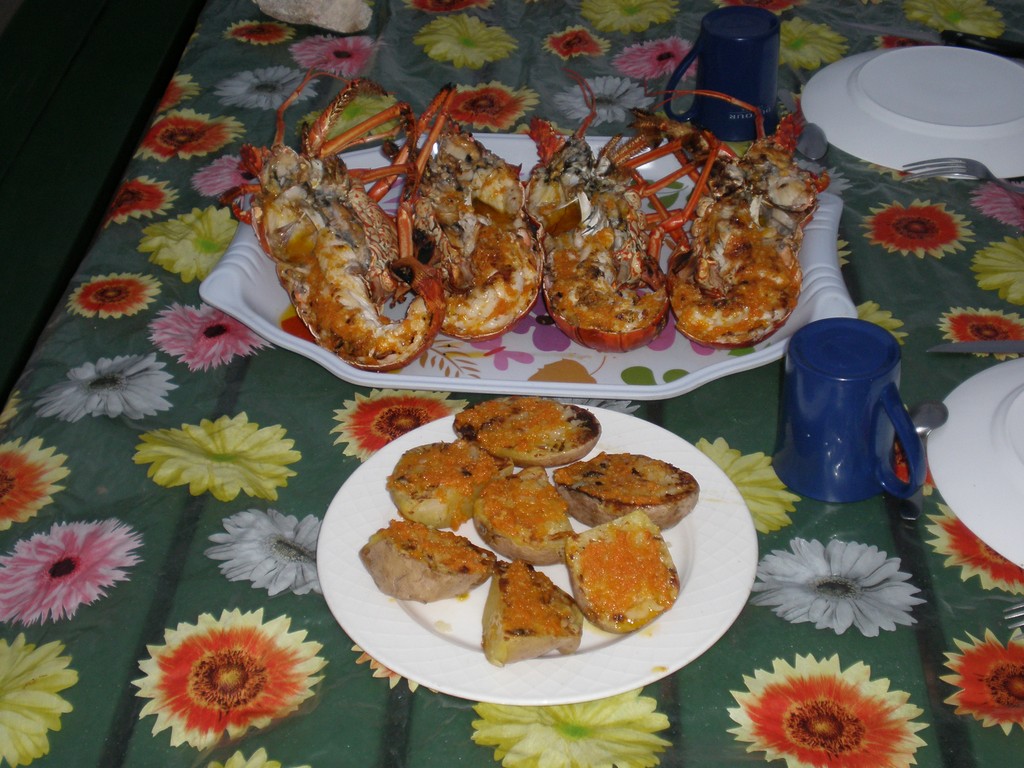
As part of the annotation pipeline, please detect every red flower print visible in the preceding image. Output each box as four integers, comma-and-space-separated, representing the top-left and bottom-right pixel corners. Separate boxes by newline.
864, 199, 973, 259
545, 26, 609, 60
331, 389, 468, 460
925, 504, 1024, 593
67, 273, 161, 319
448, 83, 538, 131
104, 176, 177, 226
225, 20, 295, 44
940, 307, 1024, 346
139, 110, 244, 162
943, 630, 1024, 734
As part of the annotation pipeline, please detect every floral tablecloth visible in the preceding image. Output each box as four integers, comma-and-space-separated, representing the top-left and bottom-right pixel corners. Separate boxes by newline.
2, 1, 1023, 767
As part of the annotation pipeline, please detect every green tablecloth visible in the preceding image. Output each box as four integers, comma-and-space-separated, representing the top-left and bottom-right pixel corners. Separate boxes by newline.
2, 1, 1023, 766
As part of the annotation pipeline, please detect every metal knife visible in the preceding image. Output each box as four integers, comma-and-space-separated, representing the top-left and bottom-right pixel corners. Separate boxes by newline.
836, 22, 1024, 59
928, 340, 1024, 354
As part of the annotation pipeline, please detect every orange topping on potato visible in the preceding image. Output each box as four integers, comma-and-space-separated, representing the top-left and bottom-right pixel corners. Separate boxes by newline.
574, 526, 676, 613
372, 519, 494, 575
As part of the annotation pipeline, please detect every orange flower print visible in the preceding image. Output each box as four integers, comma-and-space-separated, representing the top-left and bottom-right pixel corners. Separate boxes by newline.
353, 645, 421, 691
225, 20, 295, 44
729, 654, 927, 767
104, 176, 178, 226
138, 110, 244, 162
330, 389, 468, 460
863, 199, 973, 259
925, 504, 1024, 594
448, 82, 539, 131
134, 608, 326, 749
938, 307, 1024, 359
156, 74, 200, 112
67, 273, 161, 319
942, 630, 1024, 734
0, 437, 70, 531
545, 26, 610, 60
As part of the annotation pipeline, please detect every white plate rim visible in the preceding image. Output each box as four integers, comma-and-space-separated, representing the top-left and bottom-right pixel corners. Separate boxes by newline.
315, 406, 758, 705
802, 47, 1024, 177
928, 358, 1024, 568
199, 134, 853, 400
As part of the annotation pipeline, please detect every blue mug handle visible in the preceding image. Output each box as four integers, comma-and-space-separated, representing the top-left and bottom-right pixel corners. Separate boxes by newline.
877, 383, 926, 498
664, 37, 703, 123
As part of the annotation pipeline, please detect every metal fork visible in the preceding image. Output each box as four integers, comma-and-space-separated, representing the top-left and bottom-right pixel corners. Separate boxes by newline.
902, 157, 1024, 195
1005, 601, 1024, 630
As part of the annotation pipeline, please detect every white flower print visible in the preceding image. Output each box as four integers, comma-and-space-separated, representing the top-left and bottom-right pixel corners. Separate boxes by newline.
552, 75, 652, 127
214, 66, 316, 110
34, 353, 176, 422
205, 508, 321, 596
750, 538, 924, 637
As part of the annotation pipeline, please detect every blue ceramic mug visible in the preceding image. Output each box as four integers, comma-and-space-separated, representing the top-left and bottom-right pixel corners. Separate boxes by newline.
773, 318, 926, 503
665, 7, 780, 141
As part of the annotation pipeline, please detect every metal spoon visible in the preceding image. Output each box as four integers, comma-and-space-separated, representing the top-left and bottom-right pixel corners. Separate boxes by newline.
897, 400, 950, 521
797, 122, 828, 162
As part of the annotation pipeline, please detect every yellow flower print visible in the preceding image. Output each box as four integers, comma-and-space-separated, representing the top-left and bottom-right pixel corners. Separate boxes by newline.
0, 391, 18, 430
206, 748, 304, 768
472, 688, 671, 767
780, 17, 849, 71
858, 300, 908, 344
581, 0, 677, 34
972, 236, 1024, 305
138, 205, 238, 283
414, 15, 516, 69
696, 437, 799, 533
134, 413, 301, 501
0, 634, 78, 768
903, 0, 1005, 37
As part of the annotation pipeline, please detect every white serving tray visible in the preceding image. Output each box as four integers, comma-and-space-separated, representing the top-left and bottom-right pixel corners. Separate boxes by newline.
200, 135, 853, 399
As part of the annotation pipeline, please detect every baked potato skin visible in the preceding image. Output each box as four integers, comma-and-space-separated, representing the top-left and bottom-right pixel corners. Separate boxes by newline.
482, 559, 583, 666
473, 467, 574, 565
386, 439, 512, 529
552, 452, 699, 529
359, 519, 496, 603
453, 396, 601, 467
564, 510, 680, 633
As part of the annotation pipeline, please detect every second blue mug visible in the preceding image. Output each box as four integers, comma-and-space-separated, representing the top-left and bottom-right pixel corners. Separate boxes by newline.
665, 7, 780, 141
773, 318, 926, 503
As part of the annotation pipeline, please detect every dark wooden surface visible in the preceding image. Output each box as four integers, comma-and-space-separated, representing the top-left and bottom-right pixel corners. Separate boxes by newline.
0, 0, 208, 401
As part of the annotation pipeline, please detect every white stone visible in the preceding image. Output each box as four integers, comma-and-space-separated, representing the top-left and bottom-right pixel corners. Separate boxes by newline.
254, 0, 372, 34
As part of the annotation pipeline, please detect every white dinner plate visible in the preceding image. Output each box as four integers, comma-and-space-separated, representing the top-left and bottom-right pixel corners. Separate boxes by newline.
928, 358, 1024, 568
200, 134, 853, 400
802, 47, 1024, 177
316, 407, 758, 705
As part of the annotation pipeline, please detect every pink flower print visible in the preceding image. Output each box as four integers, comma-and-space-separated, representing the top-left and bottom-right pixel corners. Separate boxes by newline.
971, 182, 1024, 228
290, 35, 376, 77
0, 519, 143, 624
192, 154, 254, 199
614, 37, 694, 80
149, 303, 267, 371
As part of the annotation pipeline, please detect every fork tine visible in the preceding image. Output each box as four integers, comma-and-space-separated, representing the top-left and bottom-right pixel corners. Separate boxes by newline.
903, 157, 965, 167
904, 163, 968, 174
1005, 603, 1024, 619
902, 170, 959, 181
